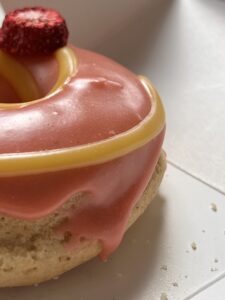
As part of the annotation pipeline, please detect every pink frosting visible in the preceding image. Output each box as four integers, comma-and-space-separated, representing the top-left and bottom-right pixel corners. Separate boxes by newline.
0, 47, 165, 259
0, 47, 151, 154
0, 129, 164, 259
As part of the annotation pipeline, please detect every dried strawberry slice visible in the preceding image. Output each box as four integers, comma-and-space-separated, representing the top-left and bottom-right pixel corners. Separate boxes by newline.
0, 7, 69, 55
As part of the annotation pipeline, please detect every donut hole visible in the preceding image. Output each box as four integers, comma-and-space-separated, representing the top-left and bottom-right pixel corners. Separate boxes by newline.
0, 54, 59, 104
0, 76, 21, 104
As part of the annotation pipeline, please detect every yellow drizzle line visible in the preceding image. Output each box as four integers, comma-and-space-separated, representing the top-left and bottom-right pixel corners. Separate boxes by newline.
49, 47, 77, 94
0, 75, 165, 176
0, 47, 77, 109
0, 50, 40, 102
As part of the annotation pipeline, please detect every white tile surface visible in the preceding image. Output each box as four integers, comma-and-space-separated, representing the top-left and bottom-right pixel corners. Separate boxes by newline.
190, 277, 225, 300
1, 0, 225, 299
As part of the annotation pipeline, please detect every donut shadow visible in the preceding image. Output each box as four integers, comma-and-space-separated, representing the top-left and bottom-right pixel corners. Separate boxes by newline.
0, 193, 167, 300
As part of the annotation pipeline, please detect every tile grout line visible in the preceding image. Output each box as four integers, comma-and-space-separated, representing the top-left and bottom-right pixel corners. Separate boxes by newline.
167, 159, 225, 299
182, 271, 225, 300
167, 160, 225, 196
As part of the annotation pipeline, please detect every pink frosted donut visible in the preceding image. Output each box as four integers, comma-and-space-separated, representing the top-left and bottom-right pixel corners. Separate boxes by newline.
0, 6, 166, 287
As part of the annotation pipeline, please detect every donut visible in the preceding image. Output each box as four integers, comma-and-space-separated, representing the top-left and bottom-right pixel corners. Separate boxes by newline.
0, 7, 166, 286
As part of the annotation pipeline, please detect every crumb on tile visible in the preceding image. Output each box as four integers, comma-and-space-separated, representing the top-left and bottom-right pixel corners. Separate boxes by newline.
214, 258, 218, 263
191, 242, 197, 251
160, 265, 168, 271
202, 229, 206, 233
210, 267, 218, 272
210, 203, 217, 212
172, 282, 178, 287
184, 275, 188, 279
160, 293, 168, 300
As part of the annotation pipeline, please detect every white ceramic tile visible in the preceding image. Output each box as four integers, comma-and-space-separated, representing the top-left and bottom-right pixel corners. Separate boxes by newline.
97, 0, 225, 193
0, 165, 225, 300
189, 277, 225, 300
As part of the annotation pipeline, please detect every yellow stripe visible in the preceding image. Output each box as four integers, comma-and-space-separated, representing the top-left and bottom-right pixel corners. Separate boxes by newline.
0, 76, 165, 176
0, 50, 40, 102
49, 47, 77, 94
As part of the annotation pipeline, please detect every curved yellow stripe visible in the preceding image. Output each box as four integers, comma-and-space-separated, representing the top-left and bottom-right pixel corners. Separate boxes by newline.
0, 50, 40, 102
0, 47, 77, 109
49, 47, 77, 94
0, 77, 165, 176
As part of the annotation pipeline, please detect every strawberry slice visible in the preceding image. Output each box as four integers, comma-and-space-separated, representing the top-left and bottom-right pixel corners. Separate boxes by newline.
0, 7, 69, 55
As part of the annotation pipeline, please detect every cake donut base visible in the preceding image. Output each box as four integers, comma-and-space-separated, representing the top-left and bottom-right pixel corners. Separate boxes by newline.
0, 152, 166, 287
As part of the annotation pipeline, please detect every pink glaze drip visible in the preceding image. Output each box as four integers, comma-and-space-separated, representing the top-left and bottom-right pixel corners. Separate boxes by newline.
0, 129, 164, 259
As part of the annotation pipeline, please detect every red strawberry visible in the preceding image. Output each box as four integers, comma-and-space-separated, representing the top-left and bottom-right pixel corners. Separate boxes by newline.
0, 7, 69, 55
